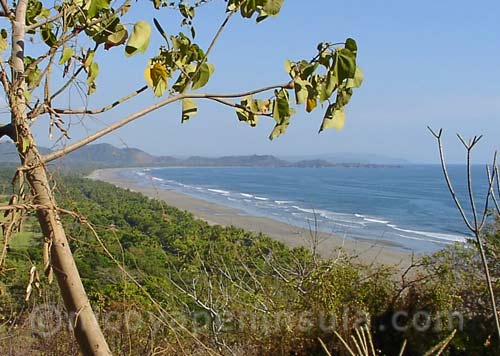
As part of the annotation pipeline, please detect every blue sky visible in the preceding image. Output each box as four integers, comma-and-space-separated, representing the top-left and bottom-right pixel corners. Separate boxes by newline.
27, 0, 500, 163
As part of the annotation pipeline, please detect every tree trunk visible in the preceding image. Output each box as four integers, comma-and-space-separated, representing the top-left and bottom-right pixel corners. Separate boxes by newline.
9, 1, 112, 355
25, 161, 113, 356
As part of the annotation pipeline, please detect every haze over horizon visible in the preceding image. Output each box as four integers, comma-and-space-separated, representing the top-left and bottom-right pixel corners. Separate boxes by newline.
5, 0, 497, 164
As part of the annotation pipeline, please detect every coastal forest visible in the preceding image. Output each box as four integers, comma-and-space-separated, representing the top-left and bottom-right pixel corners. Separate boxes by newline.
0, 168, 499, 355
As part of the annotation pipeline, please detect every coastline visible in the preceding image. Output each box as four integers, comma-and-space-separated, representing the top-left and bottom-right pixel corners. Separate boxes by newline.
88, 168, 419, 267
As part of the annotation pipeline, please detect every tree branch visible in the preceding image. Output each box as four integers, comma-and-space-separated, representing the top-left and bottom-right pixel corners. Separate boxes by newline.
0, 0, 9, 18
458, 134, 482, 231
430, 127, 500, 344
50, 66, 85, 101
25, 4, 78, 32
25, 0, 132, 79
188, 9, 235, 88
207, 97, 272, 117
53, 85, 148, 115
427, 127, 474, 231
42, 81, 292, 163
479, 152, 497, 230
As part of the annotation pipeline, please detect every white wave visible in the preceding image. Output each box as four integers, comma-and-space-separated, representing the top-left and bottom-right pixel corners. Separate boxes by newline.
333, 222, 363, 229
292, 206, 316, 214
240, 193, 254, 198
318, 210, 366, 226
152, 177, 164, 182
275, 200, 292, 205
227, 198, 237, 202
363, 218, 390, 224
397, 234, 453, 245
243, 199, 252, 203
390, 226, 467, 243
354, 213, 364, 218
291, 206, 367, 226
136, 172, 146, 176
208, 189, 230, 195
195, 187, 203, 190
254, 196, 269, 201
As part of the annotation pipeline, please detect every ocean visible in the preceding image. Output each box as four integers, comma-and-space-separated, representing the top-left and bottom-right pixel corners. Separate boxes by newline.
119, 165, 494, 253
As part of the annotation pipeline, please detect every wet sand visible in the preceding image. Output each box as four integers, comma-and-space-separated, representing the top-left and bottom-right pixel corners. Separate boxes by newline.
88, 168, 419, 268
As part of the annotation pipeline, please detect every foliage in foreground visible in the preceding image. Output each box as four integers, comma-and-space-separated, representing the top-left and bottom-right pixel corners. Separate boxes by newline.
0, 169, 499, 355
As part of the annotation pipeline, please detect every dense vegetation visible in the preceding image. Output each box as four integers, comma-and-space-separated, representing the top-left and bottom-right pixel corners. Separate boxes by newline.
0, 168, 499, 355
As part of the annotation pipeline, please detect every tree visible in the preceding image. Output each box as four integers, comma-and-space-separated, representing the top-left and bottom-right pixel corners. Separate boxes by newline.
0, 1, 362, 354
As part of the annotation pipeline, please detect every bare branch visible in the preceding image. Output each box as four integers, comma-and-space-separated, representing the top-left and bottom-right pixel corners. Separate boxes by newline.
431, 128, 500, 343
42, 81, 292, 163
50, 66, 85, 101
188, 9, 235, 88
465, 136, 480, 231
53, 85, 149, 115
427, 127, 474, 231
495, 164, 500, 214
487, 165, 500, 213
479, 152, 497, 230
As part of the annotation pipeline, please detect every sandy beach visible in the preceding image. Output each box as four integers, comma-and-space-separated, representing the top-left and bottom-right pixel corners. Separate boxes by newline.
88, 168, 418, 268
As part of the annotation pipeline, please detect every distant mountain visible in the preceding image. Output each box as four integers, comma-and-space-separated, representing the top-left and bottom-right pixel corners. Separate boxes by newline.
180, 155, 289, 168
0, 143, 19, 163
284, 153, 410, 165
0, 143, 51, 164
61, 143, 180, 167
0, 142, 400, 168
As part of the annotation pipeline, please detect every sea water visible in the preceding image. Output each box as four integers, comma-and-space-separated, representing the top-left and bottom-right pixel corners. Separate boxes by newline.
120, 165, 493, 253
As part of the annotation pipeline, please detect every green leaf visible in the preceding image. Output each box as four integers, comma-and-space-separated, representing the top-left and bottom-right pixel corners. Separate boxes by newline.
345, 38, 358, 55
236, 109, 259, 127
293, 78, 308, 105
84, 50, 95, 69
24, 57, 42, 90
335, 88, 353, 107
59, 48, 74, 65
87, 62, 99, 85
346, 67, 364, 89
320, 105, 346, 132
41, 26, 57, 47
181, 98, 197, 122
146, 62, 169, 97
125, 21, 152, 57
273, 89, 290, 123
324, 70, 338, 99
269, 121, 289, 140
88, 0, 110, 18
269, 89, 292, 140
337, 48, 356, 82
21, 137, 31, 153
263, 0, 284, 16
105, 25, 128, 49
23, 90, 31, 103
191, 63, 215, 90
301, 62, 318, 80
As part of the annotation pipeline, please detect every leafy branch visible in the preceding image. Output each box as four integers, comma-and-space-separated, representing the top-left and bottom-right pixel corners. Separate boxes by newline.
42, 81, 293, 163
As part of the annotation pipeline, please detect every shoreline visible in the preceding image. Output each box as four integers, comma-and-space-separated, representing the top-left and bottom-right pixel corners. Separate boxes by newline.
88, 168, 419, 268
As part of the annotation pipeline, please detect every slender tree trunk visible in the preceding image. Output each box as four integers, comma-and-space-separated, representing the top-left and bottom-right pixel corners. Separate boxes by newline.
9, 2, 112, 355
